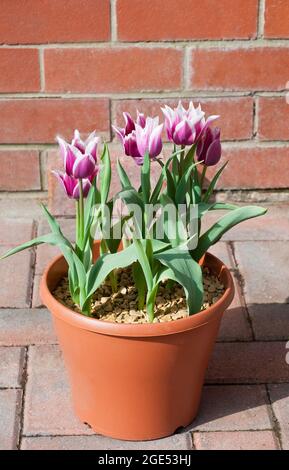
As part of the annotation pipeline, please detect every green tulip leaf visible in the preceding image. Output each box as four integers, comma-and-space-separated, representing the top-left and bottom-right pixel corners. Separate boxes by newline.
193, 205, 267, 260
117, 159, 133, 190
155, 246, 203, 314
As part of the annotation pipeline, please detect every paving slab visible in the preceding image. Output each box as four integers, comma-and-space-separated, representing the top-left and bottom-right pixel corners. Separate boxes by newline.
0, 247, 33, 308
189, 385, 272, 431
0, 309, 56, 346
234, 241, 289, 340
206, 342, 289, 384
0, 347, 25, 387
268, 383, 289, 450
193, 430, 279, 450
21, 433, 192, 450
0, 389, 22, 450
24, 345, 94, 436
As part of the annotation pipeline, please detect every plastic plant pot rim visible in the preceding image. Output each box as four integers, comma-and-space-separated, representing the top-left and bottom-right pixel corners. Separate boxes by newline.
40, 251, 235, 338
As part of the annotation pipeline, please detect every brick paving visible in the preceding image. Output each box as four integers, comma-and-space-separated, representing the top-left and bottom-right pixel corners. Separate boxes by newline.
0, 204, 288, 450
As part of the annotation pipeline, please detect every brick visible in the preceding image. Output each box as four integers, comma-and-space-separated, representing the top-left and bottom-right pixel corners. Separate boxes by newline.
0, 150, 40, 191
0, 309, 56, 346
258, 98, 289, 141
247, 303, 289, 342
117, 0, 257, 41
31, 275, 43, 309
35, 218, 75, 275
265, 0, 289, 38
35, 245, 64, 277
206, 342, 289, 383
0, 0, 110, 44
222, 206, 289, 241
0, 196, 44, 219
0, 219, 35, 246
24, 345, 93, 435
113, 98, 253, 141
38, 217, 75, 239
194, 431, 278, 450
190, 385, 271, 431
234, 241, 289, 340
33, 217, 76, 304
0, 99, 109, 144
0, 49, 39, 92
234, 241, 289, 304
189, 48, 289, 91
0, 247, 32, 308
44, 48, 183, 93
218, 271, 252, 342
207, 242, 235, 269
200, 203, 288, 247
0, 347, 24, 387
0, 390, 22, 450
268, 384, 289, 450
21, 433, 192, 450
206, 147, 289, 189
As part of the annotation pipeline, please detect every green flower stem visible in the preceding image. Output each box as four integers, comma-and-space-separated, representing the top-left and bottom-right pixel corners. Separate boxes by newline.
78, 179, 85, 247
100, 239, 118, 293
146, 286, 158, 323
146, 303, 155, 323
82, 297, 92, 317
75, 199, 83, 259
76, 200, 80, 246
179, 144, 186, 175
144, 211, 154, 269
200, 165, 207, 192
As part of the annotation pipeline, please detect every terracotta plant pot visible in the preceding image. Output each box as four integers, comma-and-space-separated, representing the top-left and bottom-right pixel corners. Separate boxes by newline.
40, 242, 234, 441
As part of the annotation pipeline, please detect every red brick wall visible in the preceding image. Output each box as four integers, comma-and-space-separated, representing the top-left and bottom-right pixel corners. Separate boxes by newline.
0, 0, 289, 199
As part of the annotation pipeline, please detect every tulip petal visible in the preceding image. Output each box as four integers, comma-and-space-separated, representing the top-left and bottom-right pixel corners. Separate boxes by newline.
173, 120, 195, 146
123, 112, 135, 135
205, 139, 222, 166
199, 115, 220, 138
135, 123, 149, 157
51, 171, 76, 198
85, 130, 97, 145
72, 129, 85, 153
149, 123, 163, 158
56, 136, 68, 162
73, 179, 92, 199
63, 145, 78, 176
112, 125, 125, 141
72, 152, 96, 179
85, 136, 99, 162
124, 133, 142, 160
136, 111, 146, 128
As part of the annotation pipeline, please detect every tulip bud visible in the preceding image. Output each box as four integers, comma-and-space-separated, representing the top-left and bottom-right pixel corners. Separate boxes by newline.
196, 127, 222, 166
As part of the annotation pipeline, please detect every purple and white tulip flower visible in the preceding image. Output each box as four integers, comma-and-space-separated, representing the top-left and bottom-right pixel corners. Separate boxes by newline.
54, 130, 100, 199
113, 112, 163, 165
161, 101, 219, 146
57, 130, 99, 180
135, 117, 163, 161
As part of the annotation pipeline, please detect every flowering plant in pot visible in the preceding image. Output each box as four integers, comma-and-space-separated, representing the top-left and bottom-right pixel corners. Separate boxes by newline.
1, 101, 266, 441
